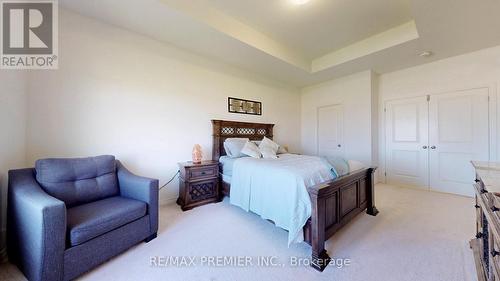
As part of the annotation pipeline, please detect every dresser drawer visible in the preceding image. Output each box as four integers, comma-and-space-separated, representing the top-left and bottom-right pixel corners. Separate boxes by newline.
476, 174, 486, 191
188, 166, 218, 180
490, 229, 500, 280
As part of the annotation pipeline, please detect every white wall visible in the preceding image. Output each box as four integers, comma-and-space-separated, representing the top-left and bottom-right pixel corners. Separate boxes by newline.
0, 71, 27, 261
371, 73, 380, 171
25, 9, 301, 205
300, 70, 378, 167
378, 45, 500, 182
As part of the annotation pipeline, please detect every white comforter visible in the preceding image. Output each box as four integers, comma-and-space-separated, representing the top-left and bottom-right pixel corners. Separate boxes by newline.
229, 154, 333, 245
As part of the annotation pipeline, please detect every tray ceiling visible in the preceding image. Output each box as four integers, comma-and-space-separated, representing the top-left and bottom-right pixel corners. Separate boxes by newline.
60, 0, 500, 87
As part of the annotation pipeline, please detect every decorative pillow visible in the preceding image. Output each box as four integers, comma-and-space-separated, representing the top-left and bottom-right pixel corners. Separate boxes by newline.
323, 156, 349, 177
321, 158, 339, 179
251, 140, 262, 146
223, 138, 249, 158
259, 137, 279, 154
241, 141, 262, 158
261, 146, 278, 159
348, 160, 366, 172
277, 145, 288, 154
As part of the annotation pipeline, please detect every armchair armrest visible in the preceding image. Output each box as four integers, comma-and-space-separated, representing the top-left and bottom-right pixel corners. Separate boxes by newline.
116, 161, 159, 234
7, 168, 66, 281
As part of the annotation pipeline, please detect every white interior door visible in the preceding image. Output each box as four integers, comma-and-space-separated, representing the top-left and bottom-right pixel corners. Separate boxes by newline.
429, 88, 489, 196
317, 105, 343, 157
385, 97, 429, 189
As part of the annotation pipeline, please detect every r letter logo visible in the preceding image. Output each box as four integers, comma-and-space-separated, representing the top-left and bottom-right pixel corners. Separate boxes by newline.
1, 0, 58, 69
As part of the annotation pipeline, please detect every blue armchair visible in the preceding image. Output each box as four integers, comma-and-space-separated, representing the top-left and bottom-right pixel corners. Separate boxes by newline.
7, 155, 159, 281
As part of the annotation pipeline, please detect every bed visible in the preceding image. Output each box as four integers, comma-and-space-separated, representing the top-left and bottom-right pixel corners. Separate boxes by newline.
212, 120, 379, 271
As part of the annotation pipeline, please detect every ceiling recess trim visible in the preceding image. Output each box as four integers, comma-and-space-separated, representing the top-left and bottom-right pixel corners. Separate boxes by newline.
160, 0, 311, 72
312, 21, 419, 73
160, 1, 419, 75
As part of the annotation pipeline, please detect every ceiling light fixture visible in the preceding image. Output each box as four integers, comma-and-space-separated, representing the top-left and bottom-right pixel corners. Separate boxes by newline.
419, 51, 433, 58
290, 0, 310, 5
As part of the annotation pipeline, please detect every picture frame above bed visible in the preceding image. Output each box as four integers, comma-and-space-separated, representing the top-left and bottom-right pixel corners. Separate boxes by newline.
228, 97, 262, 115
211, 119, 379, 272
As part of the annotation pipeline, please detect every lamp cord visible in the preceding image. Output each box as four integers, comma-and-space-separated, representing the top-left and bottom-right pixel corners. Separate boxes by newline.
159, 170, 180, 190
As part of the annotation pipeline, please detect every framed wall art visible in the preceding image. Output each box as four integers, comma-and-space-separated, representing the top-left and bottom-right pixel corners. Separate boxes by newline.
228, 97, 262, 115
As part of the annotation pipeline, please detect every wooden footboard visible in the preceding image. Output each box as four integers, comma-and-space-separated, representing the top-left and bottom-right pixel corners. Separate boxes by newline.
220, 167, 378, 272
305, 167, 378, 271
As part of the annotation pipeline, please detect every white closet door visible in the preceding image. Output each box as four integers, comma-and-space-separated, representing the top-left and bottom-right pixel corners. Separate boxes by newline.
429, 88, 489, 196
385, 97, 429, 188
317, 105, 344, 157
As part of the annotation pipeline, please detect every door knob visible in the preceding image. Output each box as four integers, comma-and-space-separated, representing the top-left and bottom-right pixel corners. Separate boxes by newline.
430, 146, 436, 149
337, 144, 341, 148
422, 146, 428, 149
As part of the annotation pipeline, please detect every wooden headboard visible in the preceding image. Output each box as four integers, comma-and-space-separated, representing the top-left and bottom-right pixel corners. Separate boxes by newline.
212, 120, 274, 160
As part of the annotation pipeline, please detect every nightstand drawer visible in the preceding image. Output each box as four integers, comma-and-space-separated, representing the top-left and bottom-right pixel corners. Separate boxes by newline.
188, 179, 217, 202
189, 166, 218, 180
177, 178, 219, 211
178, 160, 220, 211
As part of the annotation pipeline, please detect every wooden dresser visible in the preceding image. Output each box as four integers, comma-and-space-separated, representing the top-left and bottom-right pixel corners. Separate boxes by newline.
471, 161, 500, 281
177, 160, 220, 211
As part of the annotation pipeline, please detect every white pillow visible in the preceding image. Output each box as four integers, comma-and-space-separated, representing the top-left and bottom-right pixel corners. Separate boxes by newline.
223, 138, 249, 158
251, 140, 261, 146
347, 160, 366, 172
241, 141, 262, 158
261, 146, 278, 159
277, 146, 288, 154
259, 137, 279, 154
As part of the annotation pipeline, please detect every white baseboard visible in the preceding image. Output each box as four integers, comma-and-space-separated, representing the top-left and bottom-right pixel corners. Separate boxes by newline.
160, 196, 177, 207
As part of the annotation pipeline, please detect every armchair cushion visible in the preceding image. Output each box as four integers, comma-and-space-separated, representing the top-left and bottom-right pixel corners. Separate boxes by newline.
67, 196, 146, 246
35, 155, 119, 207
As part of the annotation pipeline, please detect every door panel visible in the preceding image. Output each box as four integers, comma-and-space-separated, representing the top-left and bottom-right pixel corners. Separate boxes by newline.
391, 150, 420, 177
318, 105, 343, 157
393, 103, 420, 142
429, 88, 489, 196
385, 97, 429, 188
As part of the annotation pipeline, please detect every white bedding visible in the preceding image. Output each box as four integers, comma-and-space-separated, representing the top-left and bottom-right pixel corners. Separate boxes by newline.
229, 153, 333, 245
219, 156, 239, 177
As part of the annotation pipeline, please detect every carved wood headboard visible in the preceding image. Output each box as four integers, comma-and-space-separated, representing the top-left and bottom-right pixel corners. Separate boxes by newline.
212, 120, 274, 160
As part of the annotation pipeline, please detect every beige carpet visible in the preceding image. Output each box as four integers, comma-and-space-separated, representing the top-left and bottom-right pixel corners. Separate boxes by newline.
1, 184, 477, 281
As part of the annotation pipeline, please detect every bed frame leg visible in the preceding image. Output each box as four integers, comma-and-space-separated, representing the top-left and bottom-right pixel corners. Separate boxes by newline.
311, 249, 331, 272
309, 188, 331, 271
367, 206, 379, 216
366, 167, 379, 216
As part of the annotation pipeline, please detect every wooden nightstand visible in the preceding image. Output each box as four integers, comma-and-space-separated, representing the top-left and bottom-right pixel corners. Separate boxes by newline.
177, 160, 220, 211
